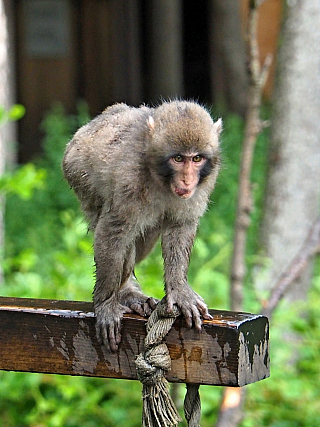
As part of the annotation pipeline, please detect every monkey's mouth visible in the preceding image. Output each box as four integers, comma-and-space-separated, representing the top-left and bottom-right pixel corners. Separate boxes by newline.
174, 187, 193, 199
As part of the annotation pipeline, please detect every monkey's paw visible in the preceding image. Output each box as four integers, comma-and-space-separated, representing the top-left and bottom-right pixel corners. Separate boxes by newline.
166, 287, 212, 331
95, 299, 132, 352
119, 287, 158, 317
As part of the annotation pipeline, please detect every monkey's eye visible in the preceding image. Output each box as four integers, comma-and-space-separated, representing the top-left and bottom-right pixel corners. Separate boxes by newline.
192, 155, 203, 163
172, 155, 184, 163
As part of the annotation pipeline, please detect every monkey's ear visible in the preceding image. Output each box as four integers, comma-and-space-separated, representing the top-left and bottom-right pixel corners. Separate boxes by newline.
147, 116, 155, 131
213, 118, 223, 137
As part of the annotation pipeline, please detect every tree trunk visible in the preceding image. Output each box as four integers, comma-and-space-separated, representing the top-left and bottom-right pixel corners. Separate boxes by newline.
0, 0, 16, 169
0, 0, 17, 283
261, 0, 320, 301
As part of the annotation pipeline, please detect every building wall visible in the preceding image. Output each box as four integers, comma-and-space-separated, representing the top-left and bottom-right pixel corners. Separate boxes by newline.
15, 0, 283, 161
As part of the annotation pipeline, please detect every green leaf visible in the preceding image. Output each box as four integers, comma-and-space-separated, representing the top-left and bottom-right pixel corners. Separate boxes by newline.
8, 104, 26, 121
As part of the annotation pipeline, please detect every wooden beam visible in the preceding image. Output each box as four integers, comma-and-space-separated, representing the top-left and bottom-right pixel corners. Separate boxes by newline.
0, 297, 269, 387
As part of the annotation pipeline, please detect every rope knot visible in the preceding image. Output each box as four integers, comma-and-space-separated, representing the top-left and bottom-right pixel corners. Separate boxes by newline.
135, 297, 201, 427
136, 344, 171, 386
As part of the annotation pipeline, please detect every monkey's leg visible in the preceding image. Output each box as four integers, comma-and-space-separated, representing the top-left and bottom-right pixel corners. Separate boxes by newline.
135, 226, 161, 263
118, 274, 158, 317
94, 222, 157, 351
161, 221, 213, 331
118, 229, 160, 316
93, 219, 137, 352
117, 227, 162, 315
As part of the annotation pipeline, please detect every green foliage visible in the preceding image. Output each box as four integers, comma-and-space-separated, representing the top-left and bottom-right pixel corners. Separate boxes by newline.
4, 103, 91, 289
243, 274, 320, 427
1, 104, 320, 426
0, 164, 46, 199
0, 104, 26, 125
0, 373, 143, 427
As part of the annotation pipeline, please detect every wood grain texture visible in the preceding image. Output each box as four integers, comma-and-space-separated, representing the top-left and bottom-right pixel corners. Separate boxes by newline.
0, 297, 269, 386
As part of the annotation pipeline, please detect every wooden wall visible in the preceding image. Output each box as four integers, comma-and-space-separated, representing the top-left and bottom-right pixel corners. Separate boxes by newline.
16, 0, 79, 161
15, 0, 283, 162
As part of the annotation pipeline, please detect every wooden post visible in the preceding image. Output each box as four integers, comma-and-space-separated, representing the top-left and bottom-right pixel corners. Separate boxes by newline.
147, 0, 184, 101
0, 297, 269, 387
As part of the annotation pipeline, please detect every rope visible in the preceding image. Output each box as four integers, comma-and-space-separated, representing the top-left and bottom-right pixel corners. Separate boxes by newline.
135, 298, 202, 427
184, 384, 201, 427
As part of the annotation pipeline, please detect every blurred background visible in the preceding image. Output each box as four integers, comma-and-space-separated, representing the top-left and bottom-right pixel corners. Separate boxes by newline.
10, 0, 281, 162
0, 0, 320, 426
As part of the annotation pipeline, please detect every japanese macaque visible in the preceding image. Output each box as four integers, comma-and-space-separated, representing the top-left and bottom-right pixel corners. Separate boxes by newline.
62, 100, 222, 352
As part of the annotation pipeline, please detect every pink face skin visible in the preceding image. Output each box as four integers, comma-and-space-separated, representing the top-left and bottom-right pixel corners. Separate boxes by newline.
169, 154, 206, 199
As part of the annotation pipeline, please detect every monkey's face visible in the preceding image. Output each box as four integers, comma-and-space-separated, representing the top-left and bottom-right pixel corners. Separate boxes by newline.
146, 101, 222, 199
157, 151, 216, 199
169, 153, 206, 199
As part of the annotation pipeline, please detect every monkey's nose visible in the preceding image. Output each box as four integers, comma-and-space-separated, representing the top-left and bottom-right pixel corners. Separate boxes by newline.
182, 178, 192, 186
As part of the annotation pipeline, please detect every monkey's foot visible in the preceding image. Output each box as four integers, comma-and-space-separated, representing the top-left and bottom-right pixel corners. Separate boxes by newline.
95, 298, 132, 352
119, 287, 158, 317
166, 287, 212, 331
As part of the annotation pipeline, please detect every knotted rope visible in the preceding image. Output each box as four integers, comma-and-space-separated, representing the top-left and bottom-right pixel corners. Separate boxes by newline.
135, 298, 202, 427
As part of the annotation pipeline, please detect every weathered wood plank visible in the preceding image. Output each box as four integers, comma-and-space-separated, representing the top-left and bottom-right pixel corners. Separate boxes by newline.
0, 297, 269, 386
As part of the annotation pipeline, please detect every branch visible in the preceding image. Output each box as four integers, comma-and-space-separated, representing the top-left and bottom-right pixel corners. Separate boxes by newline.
230, 1, 272, 312
219, 217, 320, 427
262, 216, 320, 319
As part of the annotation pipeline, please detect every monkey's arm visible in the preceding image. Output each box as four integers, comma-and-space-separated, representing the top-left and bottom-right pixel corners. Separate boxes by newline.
161, 221, 212, 331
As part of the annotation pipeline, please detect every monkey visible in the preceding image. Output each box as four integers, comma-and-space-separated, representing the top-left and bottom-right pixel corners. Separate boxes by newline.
62, 100, 222, 352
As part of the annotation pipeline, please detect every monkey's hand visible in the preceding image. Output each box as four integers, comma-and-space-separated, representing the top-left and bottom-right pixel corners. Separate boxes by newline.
95, 297, 132, 352
166, 285, 212, 331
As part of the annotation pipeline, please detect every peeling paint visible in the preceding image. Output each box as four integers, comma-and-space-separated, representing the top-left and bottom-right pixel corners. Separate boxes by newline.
0, 305, 95, 318
187, 346, 202, 363
72, 321, 99, 374
208, 335, 237, 385
58, 332, 69, 360
238, 322, 270, 386
100, 345, 120, 373
223, 342, 232, 358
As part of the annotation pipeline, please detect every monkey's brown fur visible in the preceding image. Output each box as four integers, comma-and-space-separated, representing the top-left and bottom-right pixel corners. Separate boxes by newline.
62, 100, 222, 352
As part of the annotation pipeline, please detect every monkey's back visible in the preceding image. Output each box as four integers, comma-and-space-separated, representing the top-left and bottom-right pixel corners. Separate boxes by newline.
62, 103, 152, 227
